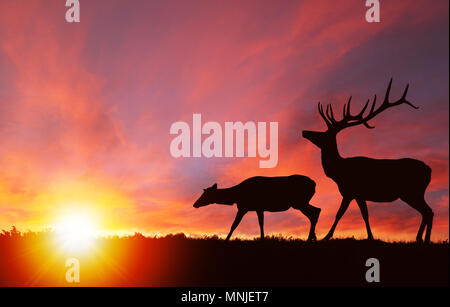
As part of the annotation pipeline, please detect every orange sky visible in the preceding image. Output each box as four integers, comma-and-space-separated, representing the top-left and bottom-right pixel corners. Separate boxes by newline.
0, 0, 448, 241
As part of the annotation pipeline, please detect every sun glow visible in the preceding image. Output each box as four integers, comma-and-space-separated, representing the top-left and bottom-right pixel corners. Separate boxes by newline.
55, 212, 99, 252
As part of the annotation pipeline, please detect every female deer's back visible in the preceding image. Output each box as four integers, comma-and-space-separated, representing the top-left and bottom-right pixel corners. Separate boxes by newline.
235, 175, 316, 212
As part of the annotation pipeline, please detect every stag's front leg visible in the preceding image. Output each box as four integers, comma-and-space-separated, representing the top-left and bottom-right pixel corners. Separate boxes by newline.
323, 197, 352, 240
225, 210, 247, 241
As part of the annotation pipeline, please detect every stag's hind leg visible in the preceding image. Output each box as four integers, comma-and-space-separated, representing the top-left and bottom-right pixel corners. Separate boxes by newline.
295, 203, 321, 241
401, 195, 433, 243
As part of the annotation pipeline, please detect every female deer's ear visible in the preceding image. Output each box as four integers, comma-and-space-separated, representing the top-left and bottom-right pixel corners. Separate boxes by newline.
212, 183, 217, 189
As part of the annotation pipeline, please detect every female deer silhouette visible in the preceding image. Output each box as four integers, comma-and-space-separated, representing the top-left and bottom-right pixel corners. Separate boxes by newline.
302, 79, 433, 243
193, 175, 321, 241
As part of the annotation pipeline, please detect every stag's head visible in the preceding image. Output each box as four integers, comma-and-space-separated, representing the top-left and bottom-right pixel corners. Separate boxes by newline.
302, 79, 418, 149
193, 183, 218, 208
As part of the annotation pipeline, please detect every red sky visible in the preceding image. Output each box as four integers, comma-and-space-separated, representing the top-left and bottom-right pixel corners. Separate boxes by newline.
0, 0, 448, 241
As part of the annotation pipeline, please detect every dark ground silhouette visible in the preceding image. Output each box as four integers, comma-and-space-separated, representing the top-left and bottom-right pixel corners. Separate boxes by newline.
0, 228, 448, 286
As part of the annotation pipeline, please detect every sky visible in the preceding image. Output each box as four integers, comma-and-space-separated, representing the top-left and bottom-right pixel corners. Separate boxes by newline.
0, 0, 448, 241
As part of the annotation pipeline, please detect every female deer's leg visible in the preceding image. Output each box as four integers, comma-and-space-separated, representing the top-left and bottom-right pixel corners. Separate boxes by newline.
226, 210, 247, 241
295, 204, 321, 241
323, 197, 352, 240
401, 195, 433, 243
256, 210, 264, 240
356, 199, 374, 240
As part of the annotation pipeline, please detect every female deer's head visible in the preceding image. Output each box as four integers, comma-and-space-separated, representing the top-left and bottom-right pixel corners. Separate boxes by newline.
193, 183, 218, 208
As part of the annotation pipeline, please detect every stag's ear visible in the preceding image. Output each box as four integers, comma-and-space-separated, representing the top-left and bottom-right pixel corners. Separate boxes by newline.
212, 183, 217, 189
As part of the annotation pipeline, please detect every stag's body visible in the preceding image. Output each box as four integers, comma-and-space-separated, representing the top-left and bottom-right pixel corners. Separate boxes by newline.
303, 79, 434, 243
193, 175, 321, 241
328, 157, 431, 202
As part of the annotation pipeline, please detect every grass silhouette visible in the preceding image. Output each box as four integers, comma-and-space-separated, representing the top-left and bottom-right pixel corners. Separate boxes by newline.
0, 227, 448, 286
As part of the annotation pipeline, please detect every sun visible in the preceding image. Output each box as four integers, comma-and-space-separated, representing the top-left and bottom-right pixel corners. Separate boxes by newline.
54, 212, 99, 252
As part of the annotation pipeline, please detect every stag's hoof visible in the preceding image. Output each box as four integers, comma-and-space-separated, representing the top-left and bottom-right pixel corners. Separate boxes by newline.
322, 234, 333, 241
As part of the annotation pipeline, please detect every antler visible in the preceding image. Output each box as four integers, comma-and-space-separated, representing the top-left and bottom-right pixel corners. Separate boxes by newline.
318, 78, 418, 132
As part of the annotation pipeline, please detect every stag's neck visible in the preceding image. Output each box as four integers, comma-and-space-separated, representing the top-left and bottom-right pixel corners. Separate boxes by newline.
214, 187, 238, 206
321, 138, 343, 179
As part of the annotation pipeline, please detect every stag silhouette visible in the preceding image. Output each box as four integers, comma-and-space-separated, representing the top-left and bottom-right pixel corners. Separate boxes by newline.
193, 175, 321, 241
302, 79, 433, 243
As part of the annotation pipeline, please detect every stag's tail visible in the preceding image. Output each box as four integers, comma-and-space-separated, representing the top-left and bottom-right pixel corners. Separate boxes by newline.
419, 161, 432, 193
